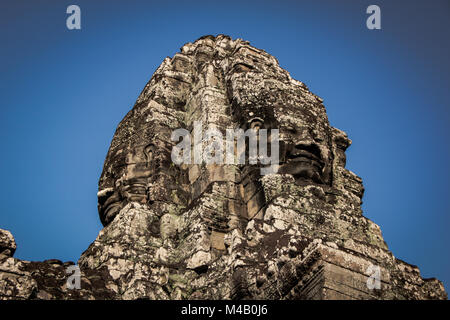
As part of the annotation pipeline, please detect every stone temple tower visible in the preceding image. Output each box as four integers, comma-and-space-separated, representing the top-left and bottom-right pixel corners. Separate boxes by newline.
0, 35, 447, 300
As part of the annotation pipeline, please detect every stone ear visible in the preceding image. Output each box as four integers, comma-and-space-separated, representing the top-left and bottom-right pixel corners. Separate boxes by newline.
143, 144, 155, 166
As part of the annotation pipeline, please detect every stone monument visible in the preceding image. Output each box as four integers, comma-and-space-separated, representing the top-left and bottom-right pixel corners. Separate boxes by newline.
0, 35, 446, 300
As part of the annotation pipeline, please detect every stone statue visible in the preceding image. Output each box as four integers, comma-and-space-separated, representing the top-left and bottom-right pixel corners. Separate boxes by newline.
0, 35, 446, 300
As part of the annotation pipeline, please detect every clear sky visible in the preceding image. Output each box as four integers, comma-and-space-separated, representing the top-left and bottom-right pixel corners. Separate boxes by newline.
1, 0, 449, 292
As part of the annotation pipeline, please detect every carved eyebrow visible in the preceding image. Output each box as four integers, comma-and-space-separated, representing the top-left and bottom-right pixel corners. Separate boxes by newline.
285, 125, 296, 132
231, 62, 254, 73
247, 117, 264, 124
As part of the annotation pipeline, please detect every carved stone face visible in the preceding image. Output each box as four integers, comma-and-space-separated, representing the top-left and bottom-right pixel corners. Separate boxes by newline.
98, 116, 188, 226
98, 143, 154, 225
98, 37, 339, 227
227, 60, 333, 186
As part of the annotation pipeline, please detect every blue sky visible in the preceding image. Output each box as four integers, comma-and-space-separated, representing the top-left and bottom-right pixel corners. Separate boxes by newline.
1, 0, 449, 292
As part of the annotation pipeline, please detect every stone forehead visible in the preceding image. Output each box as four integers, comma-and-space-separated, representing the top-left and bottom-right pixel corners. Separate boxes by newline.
180, 36, 330, 125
